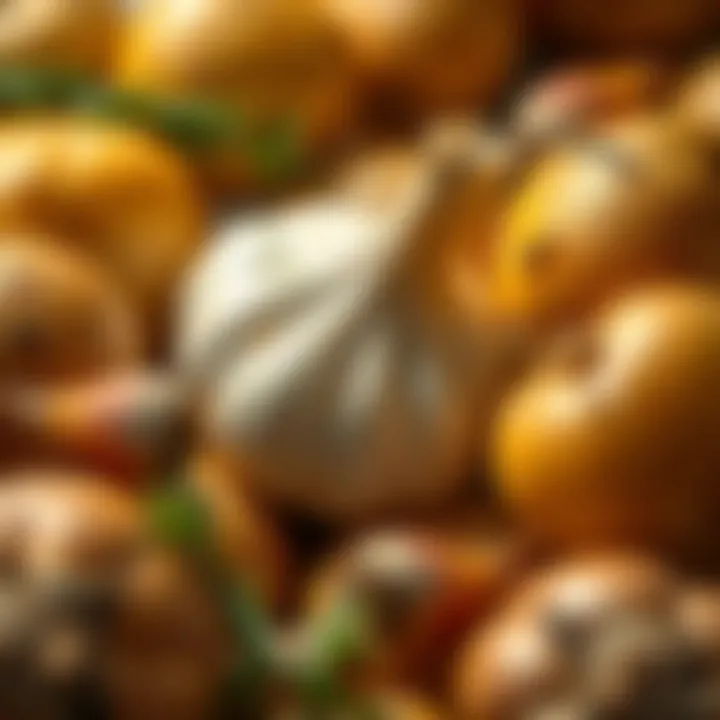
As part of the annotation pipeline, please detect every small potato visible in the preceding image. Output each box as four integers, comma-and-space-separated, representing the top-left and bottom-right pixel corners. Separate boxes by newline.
492, 286, 720, 558
0, 235, 139, 383
491, 116, 719, 330
116, 0, 358, 194
453, 555, 720, 720
321, 0, 522, 121
0, 119, 206, 330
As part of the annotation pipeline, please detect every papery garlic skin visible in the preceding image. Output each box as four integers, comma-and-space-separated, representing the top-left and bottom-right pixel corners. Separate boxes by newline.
178, 139, 519, 522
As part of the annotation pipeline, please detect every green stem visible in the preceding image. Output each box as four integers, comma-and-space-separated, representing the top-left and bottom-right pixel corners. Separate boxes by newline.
148, 479, 384, 719
0, 66, 304, 180
148, 480, 275, 714
291, 594, 384, 720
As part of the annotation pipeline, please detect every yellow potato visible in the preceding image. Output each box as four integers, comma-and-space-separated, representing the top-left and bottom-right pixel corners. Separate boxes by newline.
0, 234, 139, 383
0, 119, 206, 330
116, 0, 358, 194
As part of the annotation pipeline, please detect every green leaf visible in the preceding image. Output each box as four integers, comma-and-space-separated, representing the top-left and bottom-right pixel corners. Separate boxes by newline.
291, 594, 380, 719
0, 65, 305, 181
148, 97, 240, 151
147, 478, 276, 714
248, 115, 306, 181
147, 481, 214, 557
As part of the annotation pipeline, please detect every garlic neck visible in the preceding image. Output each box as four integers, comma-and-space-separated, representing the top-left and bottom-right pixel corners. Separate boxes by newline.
378, 129, 511, 331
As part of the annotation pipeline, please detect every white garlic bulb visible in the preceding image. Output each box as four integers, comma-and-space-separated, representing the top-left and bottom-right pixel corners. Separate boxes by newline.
177, 129, 522, 522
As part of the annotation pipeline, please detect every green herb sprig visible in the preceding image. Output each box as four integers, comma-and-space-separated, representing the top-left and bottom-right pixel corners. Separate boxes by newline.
0, 66, 305, 181
148, 480, 276, 717
148, 477, 385, 720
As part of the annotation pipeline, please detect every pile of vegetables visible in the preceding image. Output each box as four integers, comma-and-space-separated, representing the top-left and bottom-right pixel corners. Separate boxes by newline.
0, 0, 718, 717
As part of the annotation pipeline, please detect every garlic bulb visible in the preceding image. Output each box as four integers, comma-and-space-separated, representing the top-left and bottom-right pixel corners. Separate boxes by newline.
178, 127, 523, 522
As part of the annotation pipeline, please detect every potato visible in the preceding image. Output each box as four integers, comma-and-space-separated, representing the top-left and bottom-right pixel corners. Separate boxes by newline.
0, 119, 206, 330
321, 0, 522, 121
491, 116, 719, 330
493, 285, 720, 558
116, 0, 357, 194
0, 234, 139, 384
453, 554, 720, 719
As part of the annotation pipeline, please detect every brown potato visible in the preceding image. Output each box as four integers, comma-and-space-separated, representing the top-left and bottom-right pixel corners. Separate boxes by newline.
491, 116, 719, 330
453, 554, 720, 719
0, 235, 139, 384
116, 0, 357, 194
0, 119, 206, 329
321, 0, 522, 121
492, 285, 720, 558
0, 0, 118, 74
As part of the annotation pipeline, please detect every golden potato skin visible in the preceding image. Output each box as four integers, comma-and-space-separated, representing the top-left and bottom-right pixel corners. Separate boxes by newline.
116, 0, 357, 193
452, 555, 719, 720
0, 119, 206, 325
493, 286, 720, 557
0, 235, 139, 384
0, 0, 118, 74
537, 0, 719, 55
492, 117, 719, 330
322, 0, 521, 118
